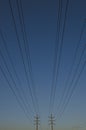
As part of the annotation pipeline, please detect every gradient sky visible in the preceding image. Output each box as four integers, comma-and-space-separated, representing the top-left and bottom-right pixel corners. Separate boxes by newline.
0, 0, 86, 130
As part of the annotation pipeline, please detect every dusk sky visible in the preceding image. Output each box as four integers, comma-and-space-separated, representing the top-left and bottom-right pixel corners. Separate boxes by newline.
0, 0, 86, 130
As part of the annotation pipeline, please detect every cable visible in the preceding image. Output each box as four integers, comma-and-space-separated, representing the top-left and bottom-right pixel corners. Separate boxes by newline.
56, 24, 86, 119
8, 0, 37, 114
55, 19, 86, 117
56, 35, 86, 119
0, 28, 34, 115
49, 0, 70, 114
49, 0, 63, 114
0, 47, 33, 120
59, 42, 86, 117
58, 59, 86, 119
16, 0, 39, 114
0, 61, 32, 122
19, 0, 39, 114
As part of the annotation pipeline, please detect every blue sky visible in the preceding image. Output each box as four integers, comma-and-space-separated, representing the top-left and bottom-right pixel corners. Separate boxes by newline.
0, 0, 86, 130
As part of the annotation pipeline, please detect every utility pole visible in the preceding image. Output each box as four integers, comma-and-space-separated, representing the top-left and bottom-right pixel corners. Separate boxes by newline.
34, 115, 40, 130
49, 114, 55, 130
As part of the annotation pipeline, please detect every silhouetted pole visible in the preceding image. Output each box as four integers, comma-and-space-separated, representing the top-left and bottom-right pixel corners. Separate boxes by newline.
34, 115, 40, 130
49, 114, 55, 130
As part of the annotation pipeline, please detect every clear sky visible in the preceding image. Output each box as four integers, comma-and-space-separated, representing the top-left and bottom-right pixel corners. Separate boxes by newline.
0, 0, 86, 130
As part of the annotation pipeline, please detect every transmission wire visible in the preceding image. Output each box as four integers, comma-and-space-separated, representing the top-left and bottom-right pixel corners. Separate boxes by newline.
16, 0, 39, 115
0, 50, 32, 122
8, 0, 37, 114
55, 20, 86, 117
0, 28, 35, 115
49, 0, 63, 114
49, 0, 70, 114
58, 59, 86, 120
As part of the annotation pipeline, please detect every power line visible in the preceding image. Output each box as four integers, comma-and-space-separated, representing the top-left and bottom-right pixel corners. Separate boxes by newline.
0, 59, 32, 122
8, 0, 37, 114
55, 31, 86, 119
16, 0, 39, 115
53, 0, 70, 108
0, 28, 34, 115
60, 42, 86, 115
49, 0, 70, 114
58, 59, 86, 119
49, 0, 63, 114
56, 29, 86, 119
54, 19, 86, 117
0, 46, 33, 120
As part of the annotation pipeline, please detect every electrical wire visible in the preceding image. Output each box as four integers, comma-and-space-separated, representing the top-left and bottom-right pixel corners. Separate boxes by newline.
49, 0, 63, 114
58, 59, 86, 119
0, 56, 32, 122
8, 0, 37, 114
55, 19, 86, 117
49, 0, 70, 115
0, 28, 34, 115
16, 0, 39, 115
0, 47, 34, 120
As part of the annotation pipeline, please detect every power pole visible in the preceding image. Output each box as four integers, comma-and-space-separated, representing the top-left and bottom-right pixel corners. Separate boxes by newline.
49, 114, 55, 130
34, 115, 40, 130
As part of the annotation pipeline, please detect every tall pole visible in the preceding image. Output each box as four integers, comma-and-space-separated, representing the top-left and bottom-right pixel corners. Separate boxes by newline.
34, 115, 40, 130
49, 114, 55, 130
